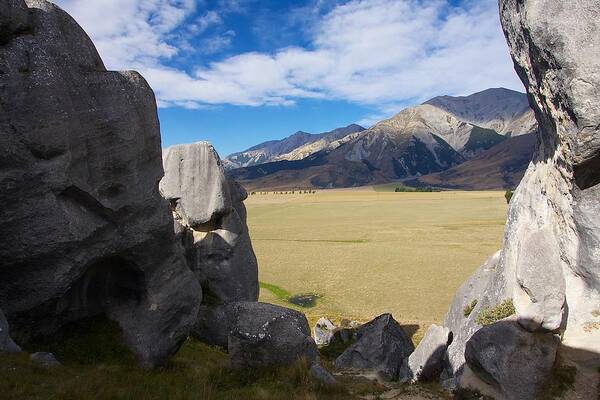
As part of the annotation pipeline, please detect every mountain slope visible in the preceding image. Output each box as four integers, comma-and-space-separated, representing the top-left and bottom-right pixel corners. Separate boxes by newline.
408, 133, 537, 190
226, 88, 538, 190
223, 124, 365, 170
425, 87, 536, 136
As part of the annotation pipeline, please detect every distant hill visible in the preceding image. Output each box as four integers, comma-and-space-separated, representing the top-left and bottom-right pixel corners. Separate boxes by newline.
227, 88, 538, 191
222, 124, 365, 170
406, 133, 537, 190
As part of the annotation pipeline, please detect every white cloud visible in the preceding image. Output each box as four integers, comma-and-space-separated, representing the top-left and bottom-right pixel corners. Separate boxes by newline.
53, 0, 523, 115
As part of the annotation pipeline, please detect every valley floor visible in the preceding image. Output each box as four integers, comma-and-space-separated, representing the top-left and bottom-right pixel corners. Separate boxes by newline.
247, 188, 508, 338
1, 189, 508, 399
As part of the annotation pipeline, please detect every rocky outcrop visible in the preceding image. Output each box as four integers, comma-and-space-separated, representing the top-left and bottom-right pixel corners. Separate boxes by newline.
313, 317, 337, 346
465, 320, 559, 400
0, 308, 21, 353
226, 302, 318, 369
160, 142, 259, 346
402, 324, 451, 383
0, 0, 200, 368
335, 314, 414, 381
442, 0, 600, 397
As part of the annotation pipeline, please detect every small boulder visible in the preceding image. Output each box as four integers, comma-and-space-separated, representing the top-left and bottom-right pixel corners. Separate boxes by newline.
402, 324, 452, 382
335, 314, 414, 380
465, 320, 559, 400
310, 363, 338, 386
313, 317, 337, 346
30, 352, 61, 368
0, 308, 21, 353
228, 302, 318, 369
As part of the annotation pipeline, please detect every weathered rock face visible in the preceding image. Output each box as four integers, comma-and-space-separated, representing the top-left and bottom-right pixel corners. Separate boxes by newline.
335, 314, 414, 381
226, 302, 318, 369
442, 0, 600, 396
465, 320, 559, 400
0, 0, 201, 368
0, 308, 21, 353
403, 324, 451, 383
160, 142, 259, 345
313, 317, 337, 346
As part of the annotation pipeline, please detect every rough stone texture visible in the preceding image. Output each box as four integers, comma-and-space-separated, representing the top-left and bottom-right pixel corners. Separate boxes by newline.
310, 363, 338, 386
160, 142, 259, 346
0, 0, 201, 368
465, 320, 559, 400
0, 0, 29, 44
313, 317, 337, 346
227, 302, 318, 369
442, 0, 600, 396
335, 314, 414, 381
0, 308, 21, 353
441, 251, 504, 386
30, 352, 62, 368
403, 324, 451, 383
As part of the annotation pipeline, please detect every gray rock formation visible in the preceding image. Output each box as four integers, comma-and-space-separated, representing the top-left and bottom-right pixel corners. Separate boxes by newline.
465, 320, 559, 400
0, 308, 21, 353
442, 0, 600, 397
160, 142, 259, 346
0, 0, 200, 368
310, 363, 338, 386
403, 324, 451, 383
227, 302, 318, 369
30, 352, 62, 368
313, 317, 337, 346
335, 314, 414, 381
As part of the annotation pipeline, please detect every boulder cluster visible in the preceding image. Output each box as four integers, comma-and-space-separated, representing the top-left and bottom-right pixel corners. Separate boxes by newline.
0, 0, 317, 373
436, 0, 600, 398
1, 0, 598, 398
313, 0, 600, 398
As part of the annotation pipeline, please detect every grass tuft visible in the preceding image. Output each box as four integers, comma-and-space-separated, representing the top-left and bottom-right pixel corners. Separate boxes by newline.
476, 299, 515, 325
463, 299, 478, 317
1, 337, 354, 400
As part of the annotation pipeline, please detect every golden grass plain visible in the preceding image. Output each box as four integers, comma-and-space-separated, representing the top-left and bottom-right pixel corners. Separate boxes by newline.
247, 189, 508, 332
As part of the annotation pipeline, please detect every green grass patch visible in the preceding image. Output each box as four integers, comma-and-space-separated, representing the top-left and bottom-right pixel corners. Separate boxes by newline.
463, 299, 478, 318
260, 281, 291, 301
1, 339, 353, 400
476, 299, 516, 325
260, 282, 321, 308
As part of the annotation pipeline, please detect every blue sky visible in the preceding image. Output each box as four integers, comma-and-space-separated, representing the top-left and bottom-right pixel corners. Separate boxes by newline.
54, 0, 523, 156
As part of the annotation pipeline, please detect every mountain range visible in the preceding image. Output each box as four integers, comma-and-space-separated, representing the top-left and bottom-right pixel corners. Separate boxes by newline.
225, 88, 538, 191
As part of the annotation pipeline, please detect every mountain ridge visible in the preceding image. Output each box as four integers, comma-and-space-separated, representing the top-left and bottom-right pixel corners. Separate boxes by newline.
226, 88, 537, 190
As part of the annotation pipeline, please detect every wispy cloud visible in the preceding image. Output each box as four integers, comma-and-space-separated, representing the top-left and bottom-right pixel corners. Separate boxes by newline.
53, 0, 522, 113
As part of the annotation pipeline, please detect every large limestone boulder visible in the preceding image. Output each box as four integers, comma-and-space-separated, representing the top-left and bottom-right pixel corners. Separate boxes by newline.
442, 0, 600, 396
402, 324, 451, 383
160, 142, 259, 345
226, 302, 318, 369
0, 308, 21, 353
335, 314, 414, 381
465, 320, 559, 400
0, 0, 201, 368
